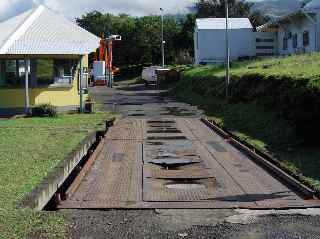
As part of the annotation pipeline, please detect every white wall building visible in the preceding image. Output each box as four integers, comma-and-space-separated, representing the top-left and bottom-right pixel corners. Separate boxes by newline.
194, 18, 255, 64
257, 0, 320, 56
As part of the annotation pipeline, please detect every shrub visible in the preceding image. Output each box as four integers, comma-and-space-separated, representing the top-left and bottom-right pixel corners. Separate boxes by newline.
31, 104, 58, 118
177, 67, 320, 145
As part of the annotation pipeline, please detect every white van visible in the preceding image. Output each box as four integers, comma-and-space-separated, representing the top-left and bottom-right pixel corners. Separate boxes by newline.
141, 66, 161, 86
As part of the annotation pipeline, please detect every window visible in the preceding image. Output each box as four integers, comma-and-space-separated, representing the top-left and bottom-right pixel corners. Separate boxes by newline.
0, 60, 29, 87
303, 31, 309, 46
37, 59, 54, 85
293, 33, 298, 49
283, 37, 288, 50
0, 58, 78, 88
36, 59, 77, 86
53, 59, 78, 86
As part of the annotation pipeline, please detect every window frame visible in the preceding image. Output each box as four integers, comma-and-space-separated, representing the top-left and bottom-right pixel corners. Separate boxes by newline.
303, 31, 310, 47
293, 33, 298, 49
283, 37, 288, 50
0, 58, 79, 89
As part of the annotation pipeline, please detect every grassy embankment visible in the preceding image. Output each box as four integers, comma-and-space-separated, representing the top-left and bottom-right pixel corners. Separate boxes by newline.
0, 112, 113, 239
171, 53, 320, 192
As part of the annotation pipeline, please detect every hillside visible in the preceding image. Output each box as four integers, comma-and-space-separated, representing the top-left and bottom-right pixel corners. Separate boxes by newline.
251, 0, 307, 18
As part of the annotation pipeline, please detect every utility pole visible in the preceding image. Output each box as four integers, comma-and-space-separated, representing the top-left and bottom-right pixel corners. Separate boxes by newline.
160, 8, 165, 68
225, 0, 230, 98
79, 58, 84, 113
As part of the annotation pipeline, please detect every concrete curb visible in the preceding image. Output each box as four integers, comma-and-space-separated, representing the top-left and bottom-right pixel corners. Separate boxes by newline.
18, 118, 115, 211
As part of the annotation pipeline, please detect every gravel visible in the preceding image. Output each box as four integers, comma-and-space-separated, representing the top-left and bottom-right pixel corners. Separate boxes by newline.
62, 209, 320, 239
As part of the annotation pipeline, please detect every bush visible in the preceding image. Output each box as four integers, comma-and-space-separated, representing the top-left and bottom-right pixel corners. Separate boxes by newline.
31, 104, 58, 118
177, 67, 320, 145
230, 74, 320, 143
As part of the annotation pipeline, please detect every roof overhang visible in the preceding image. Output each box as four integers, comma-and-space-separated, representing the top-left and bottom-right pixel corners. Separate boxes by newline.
0, 5, 100, 56
0, 54, 84, 59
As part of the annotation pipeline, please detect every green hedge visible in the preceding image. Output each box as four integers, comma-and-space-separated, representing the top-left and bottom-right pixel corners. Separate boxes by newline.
177, 68, 320, 144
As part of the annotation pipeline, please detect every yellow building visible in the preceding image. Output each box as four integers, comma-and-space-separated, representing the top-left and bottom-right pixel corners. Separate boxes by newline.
0, 5, 100, 115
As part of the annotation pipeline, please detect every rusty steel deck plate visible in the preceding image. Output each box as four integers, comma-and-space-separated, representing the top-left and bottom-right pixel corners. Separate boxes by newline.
58, 118, 320, 210
143, 165, 215, 180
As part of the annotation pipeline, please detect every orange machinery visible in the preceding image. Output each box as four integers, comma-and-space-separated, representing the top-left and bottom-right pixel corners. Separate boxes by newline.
93, 33, 120, 86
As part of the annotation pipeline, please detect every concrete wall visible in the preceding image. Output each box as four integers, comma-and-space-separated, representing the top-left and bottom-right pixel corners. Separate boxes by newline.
0, 55, 89, 114
195, 28, 255, 64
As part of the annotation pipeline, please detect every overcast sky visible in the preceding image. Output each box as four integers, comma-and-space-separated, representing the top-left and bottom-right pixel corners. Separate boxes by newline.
0, 0, 262, 22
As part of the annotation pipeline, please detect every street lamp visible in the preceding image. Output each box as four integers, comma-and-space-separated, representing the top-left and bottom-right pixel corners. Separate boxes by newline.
225, 0, 230, 98
160, 8, 165, 68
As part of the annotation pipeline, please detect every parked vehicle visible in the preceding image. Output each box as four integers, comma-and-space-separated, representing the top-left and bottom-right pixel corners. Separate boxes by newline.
141, 66, 161, 86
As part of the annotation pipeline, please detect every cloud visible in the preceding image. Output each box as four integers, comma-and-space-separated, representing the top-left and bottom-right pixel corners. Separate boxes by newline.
0, 0, 196, 22
0, 0, 35, 21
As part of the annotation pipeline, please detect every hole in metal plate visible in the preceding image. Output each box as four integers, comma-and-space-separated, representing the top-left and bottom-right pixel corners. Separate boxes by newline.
128, 114, 146, 117
150, 158, 199, 168
156, 152, 178, 158
147, 136, 187, 141
147, 141, 164, 146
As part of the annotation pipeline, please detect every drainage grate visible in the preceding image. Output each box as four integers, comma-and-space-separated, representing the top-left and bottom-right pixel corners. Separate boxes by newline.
147, 130, 182, 134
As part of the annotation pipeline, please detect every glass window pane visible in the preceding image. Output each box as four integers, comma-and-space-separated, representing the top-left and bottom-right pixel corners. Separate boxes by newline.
37, 59, 54, 85
53, 59, 77, 85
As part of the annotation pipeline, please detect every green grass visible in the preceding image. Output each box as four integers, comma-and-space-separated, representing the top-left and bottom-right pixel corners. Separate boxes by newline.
172, 54, 320, 192
0, 112, 113, 239
185, 53, 320, 81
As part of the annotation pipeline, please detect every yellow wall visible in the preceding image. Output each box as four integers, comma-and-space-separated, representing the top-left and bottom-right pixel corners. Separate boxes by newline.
0, 55, 88, 109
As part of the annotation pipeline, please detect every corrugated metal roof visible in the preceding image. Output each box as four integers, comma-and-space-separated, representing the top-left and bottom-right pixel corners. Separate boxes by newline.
0, 9, 34, 51
196, 18, 253, 30
0, 5, 100, 55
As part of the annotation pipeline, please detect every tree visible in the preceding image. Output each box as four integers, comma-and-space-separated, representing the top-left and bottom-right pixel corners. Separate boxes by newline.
195, 0, 269, 28
76, 12, 185, 67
